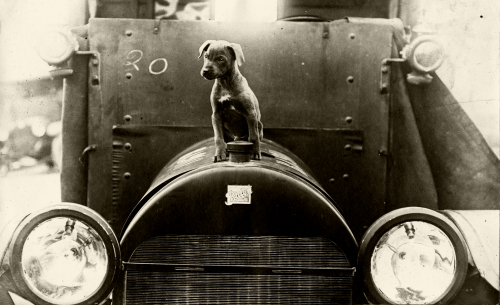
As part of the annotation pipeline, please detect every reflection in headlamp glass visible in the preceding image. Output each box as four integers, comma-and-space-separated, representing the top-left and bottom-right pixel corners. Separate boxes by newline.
414, 41, 443, 70
21, 217, 108, 304
371, 221, 456, 304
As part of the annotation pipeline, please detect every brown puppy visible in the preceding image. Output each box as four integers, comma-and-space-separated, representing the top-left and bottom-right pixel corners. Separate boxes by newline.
199, 40, 263, 162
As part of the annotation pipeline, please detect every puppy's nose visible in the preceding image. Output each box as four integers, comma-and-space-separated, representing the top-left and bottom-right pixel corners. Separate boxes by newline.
201, 69, 211, 77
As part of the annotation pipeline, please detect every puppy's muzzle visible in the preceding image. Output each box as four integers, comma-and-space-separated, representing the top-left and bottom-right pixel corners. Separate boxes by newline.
201, 68, 216, 80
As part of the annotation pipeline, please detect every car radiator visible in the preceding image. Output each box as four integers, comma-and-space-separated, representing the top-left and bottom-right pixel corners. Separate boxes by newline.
125, 235, 354, 304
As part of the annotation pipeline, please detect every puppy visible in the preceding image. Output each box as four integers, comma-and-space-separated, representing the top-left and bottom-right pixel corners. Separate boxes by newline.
199, 40, 263, 162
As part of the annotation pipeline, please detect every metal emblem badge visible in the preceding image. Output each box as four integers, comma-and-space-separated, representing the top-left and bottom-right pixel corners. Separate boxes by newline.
225, 185, 252, 206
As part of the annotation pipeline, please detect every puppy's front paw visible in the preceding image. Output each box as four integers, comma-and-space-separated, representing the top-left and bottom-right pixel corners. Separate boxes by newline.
213, 153, 227, 163
252, 151, 262, 160
214, 139, 227, 162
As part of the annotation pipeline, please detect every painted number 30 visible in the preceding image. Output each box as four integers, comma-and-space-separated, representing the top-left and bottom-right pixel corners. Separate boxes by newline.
125, 50, 168, 75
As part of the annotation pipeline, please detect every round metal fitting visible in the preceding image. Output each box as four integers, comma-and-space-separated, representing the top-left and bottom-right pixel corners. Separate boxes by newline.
92, 75, 99, 86
124, 143, 132, 150
36, 29, 79, 66
380, 84, 388, 94
227, 141, 254, 163
124, 172, 131, 179
347, 76, 354, 83
345, 116, 353, 124
124, 115, 132, 122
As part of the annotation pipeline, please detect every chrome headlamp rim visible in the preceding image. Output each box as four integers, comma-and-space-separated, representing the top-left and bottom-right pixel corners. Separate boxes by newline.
9, 203, 121, 305
358, 207, 468, 305
405, 36, 445, 74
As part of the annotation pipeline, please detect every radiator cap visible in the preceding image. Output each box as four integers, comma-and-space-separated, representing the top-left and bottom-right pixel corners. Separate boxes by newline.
227, 141, 253, 163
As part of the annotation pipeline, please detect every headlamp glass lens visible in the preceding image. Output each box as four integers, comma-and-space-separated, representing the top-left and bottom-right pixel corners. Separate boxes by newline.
414, 41, 443, 70
41, 32, 70, 59
371, 221, 456, 304
21, 217, 108, 304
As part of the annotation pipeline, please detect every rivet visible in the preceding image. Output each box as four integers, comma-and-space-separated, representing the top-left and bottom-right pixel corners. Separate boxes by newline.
125, 30, 133, 37
124, 172, 131, 179
124, 115, 132, 122
378, 149, 389, 156
91, 75, 99, 85
345, 116, 353, 124
347, 76, 354, 83
345, 144, 352, 151
343, 174, 350, 180
349, 33, 355, 39
107, 219, 112, 224
92, 59, 99, 66
124, 143, 132, 150
380, 83, 388, 94
125, 73, 132, 79
329, 178, 335, 184
381, 66, 388, 74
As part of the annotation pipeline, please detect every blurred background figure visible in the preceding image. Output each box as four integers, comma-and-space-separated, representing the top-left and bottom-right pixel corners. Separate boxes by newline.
0, 0, 93, 264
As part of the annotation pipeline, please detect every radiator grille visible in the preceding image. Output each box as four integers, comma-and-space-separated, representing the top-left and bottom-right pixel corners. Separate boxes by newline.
125, 235, 353, 304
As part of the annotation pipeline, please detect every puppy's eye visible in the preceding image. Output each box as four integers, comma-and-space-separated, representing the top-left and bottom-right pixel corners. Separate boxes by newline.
217, 57, 225, 62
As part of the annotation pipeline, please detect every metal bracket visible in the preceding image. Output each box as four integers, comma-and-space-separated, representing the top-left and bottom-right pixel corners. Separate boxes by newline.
322, 23, 329, 39
380, 58, 405, 94
79, 144, 97, 164
76, 50, 101, 86
153, 19, 161, 34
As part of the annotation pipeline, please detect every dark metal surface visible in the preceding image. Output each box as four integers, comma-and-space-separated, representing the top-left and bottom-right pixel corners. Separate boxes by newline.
123, 235, 353, 304
60, 55, 89, 205
119, 141, 358, 266
124, 262, 355, 277
119, 136, 347, 240
86, 19, 393, 240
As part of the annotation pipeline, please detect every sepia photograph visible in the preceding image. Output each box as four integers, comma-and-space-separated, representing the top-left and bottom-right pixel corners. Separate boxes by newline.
0, 0, 498, 304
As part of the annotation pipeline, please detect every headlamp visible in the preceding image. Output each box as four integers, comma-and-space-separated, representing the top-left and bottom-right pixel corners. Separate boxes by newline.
403, 36, 444, 74
7, 203, 120, 305
36, 30, 79, 66
358, 207, 468, 304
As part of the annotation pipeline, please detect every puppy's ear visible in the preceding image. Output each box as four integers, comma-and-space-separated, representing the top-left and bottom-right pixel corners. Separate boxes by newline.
228, 43, 245, 66
199, 40, 215, 58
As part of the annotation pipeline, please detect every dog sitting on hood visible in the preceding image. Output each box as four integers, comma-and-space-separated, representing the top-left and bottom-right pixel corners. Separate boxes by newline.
199, 40, 263, 162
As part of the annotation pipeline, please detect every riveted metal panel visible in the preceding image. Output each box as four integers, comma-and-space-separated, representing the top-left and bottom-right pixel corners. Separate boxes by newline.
87, 19, 393, 239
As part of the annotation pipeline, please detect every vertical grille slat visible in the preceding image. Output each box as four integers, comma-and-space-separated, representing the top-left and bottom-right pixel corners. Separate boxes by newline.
126, 235, 353, 304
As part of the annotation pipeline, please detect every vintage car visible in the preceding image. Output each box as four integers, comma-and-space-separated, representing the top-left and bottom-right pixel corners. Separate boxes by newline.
0, 1, 498, 304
